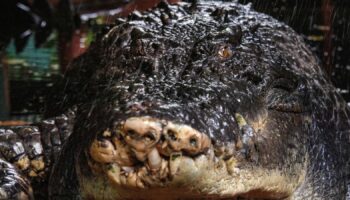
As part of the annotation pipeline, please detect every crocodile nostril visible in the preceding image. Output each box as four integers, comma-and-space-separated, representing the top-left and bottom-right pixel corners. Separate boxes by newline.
121, 118, 210, 158
122, 117, 163, 155
189, 137, 198, 147
126, 129, 139, 139
144, 131, 156, 141
167, 130, 177, 141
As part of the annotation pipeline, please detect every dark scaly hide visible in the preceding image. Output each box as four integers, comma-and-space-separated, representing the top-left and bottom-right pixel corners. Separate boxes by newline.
43, 1, 349, 199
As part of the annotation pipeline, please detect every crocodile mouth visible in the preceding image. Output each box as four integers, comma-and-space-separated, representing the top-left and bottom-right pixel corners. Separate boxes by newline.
84, 116, 302, 200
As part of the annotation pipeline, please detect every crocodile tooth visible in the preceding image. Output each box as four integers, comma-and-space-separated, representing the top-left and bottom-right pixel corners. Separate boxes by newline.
89, 139, 117, 163
106, 164, 121, 185
147, 148, 162, 172
127, 172, 138, 187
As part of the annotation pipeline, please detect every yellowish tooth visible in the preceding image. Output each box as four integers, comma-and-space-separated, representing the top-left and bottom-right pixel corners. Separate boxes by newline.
169, 158, 180, 177
133, 151, 148, 162
136, 178, 145, 189
169, 156, 199, 186
161, 142, 167, 149
30, 156, 45, 171
112, 138, 137, 166
127, 173, 138, 187
120, 175, 127, 185
159, 160, 169, 179
194, 154, 210, 170
147, 148, 162, 172
170, 152, 182, 161
15, 156, 30, 171
106, 164, 121, 185
140, 175, 154, 186
207, 148, 215, 161
169, 153, 183, 176
102, 130, 112, 137
29, 170, 38, 177
235, 113, 247, 128
136, 167, 152, 187
226, 157, 239, 175
89, 139, 117, 163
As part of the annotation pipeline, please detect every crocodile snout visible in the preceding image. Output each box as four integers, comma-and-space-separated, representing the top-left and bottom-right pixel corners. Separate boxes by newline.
84, 115, 299, 200
88, 117, 213, 188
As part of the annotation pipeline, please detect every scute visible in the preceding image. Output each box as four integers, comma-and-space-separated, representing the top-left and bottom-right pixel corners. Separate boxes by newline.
42, 1, 350, 200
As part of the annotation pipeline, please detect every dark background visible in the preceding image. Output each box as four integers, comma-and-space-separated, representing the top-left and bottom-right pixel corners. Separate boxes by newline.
239, 0, 350, 102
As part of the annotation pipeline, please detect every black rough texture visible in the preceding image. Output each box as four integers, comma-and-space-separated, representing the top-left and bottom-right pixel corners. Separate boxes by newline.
2, 1, 350, 199
0, 109, 75, 199
47, 1, 349, 199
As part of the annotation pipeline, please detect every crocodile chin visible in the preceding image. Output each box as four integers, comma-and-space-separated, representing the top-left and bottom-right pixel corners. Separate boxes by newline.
79, 116, 305, 200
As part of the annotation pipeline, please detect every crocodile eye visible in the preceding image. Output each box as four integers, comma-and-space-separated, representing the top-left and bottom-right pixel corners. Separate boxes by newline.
266, 78, 308, 113
218, 45, 233, 59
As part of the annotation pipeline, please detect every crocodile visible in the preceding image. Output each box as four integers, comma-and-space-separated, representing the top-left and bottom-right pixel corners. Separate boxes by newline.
0, 1, 349, 199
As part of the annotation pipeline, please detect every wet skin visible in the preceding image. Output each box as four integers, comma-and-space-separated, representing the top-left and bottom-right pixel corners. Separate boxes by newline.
1, 1, 350, 199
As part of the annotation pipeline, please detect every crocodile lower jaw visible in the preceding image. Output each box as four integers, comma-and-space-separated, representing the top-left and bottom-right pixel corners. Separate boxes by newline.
79, 117, 304, 199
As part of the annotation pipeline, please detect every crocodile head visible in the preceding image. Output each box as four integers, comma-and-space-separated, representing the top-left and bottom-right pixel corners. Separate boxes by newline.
49, 1, 350, 200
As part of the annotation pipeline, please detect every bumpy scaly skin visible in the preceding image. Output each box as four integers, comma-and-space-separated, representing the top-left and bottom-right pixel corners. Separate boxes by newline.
1, 1, 350, 199
0, 159, 32, 199
48, 1, 350, 199
0, 110, 75, 199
